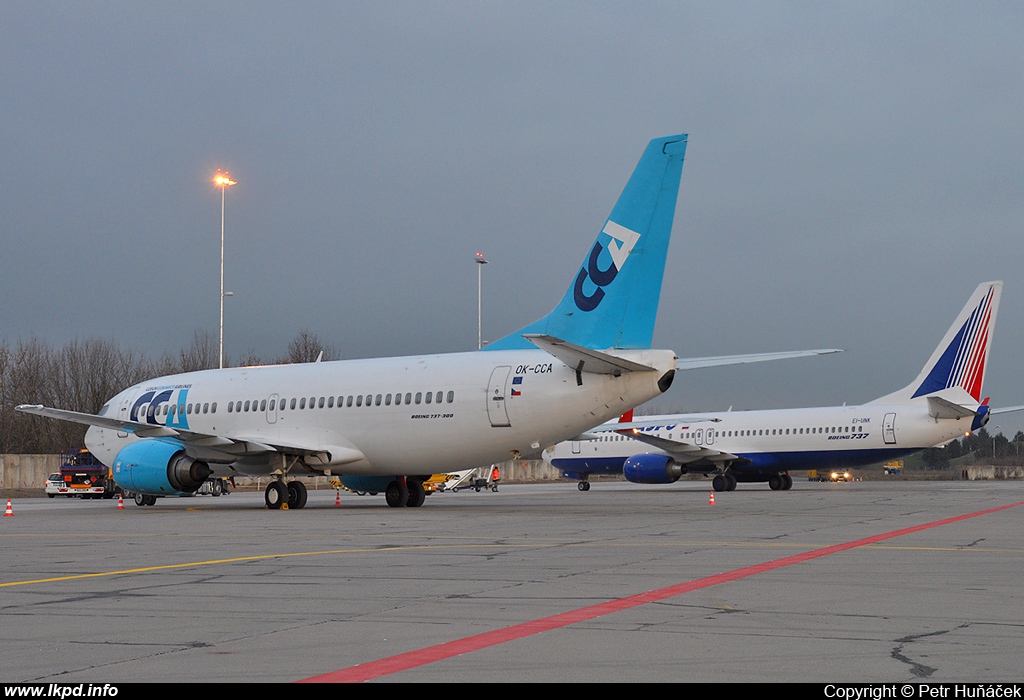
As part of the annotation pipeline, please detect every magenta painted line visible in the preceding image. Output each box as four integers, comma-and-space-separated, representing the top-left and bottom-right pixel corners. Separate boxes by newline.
300, 501, 1023, 683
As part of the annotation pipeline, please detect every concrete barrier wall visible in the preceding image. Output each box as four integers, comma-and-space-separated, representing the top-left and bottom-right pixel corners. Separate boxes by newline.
962, 465, 1024, 480
0, 454, 62, 490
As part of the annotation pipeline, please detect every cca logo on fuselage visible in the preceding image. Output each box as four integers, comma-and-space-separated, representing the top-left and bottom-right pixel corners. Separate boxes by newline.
572, 220, 641, 312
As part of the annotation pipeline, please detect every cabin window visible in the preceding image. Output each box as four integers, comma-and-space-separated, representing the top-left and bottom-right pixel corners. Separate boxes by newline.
328, 396, 334, 408
447, 391, 454, 403
385, 394, 392, 406
227, 403, 233, 413
299, 398, 306, 409
260, 400, 267, 411
318, 397, 325, 408
425, 392, 432, 404
269, 400, 275, 411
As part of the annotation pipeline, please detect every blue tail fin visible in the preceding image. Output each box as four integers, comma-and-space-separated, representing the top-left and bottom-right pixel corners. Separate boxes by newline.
484, 134, 688, 351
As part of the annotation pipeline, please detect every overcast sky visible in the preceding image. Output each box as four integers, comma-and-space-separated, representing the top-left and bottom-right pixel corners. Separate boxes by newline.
3, 2, 1023, 434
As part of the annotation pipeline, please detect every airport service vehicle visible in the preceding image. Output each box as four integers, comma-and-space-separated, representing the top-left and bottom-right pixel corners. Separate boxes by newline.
56, 448, 121, 499
807, 469, 852, 482
546, 281, 1023, 491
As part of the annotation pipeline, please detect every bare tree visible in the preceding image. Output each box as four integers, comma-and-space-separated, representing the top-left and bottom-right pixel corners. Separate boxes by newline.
281, 330, 339, 364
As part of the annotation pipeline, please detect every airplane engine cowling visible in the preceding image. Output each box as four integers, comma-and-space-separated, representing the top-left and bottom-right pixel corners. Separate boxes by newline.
113, 439, 212, 495
623, 454, 682, 485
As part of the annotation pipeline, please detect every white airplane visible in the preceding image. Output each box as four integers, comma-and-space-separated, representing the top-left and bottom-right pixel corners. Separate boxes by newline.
17, 133, 839, 509
545, 281, 1021, 492
17, 134, 691, 509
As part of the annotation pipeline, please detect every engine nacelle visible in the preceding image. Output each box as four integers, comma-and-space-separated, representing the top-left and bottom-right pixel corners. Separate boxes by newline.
623, 453, 682, 485
113, 439, 212, 495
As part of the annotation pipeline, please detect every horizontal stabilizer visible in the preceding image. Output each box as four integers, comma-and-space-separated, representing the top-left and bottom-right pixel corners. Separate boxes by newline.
926, 395, 978, 420
676, 348, 842, 371
523, 334, 657, 375
990, 405, 1024, 416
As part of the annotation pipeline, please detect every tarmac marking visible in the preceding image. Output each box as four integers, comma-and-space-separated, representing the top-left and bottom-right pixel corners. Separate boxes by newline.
299, 500, 1024, 683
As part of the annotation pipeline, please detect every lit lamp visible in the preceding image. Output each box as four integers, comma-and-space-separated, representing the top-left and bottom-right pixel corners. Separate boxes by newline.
214, 169, 237, 369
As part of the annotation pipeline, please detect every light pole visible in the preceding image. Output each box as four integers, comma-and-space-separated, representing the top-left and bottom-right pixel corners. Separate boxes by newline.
475, 252, 488, 349
993, 425, 1001, 460
213, 169, 237, 369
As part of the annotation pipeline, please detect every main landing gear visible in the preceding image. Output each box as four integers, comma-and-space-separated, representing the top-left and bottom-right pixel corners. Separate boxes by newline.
768, 473, 794, 491
712, 472, 737, 492
577, 479, 591, 491
385, 478, 426, 508
265, 479, 308, 510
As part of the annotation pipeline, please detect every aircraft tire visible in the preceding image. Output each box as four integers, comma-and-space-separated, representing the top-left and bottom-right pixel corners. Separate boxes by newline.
134, 492, 146, 507
768, 475, 783, 491
287, 481, 308, 510
406, 479, 426, 508
385, 480, 409, 508
726, 473, 737, 491
782, 473, 793, 490
712, 475, 726, 492
265, 481, 288, 510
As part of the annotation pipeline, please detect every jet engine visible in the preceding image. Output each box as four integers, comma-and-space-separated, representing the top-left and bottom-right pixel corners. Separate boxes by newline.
623, 453, 682, 485
113, 439, 211, 495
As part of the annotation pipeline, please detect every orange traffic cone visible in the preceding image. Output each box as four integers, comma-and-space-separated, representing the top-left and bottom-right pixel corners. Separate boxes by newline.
4, 499, 12, 516
335, 490, 342, 506
708, 491, 715, 505
117, 494, 125, 510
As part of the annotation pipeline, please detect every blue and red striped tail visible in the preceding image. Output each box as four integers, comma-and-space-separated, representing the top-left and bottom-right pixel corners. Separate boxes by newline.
911, 282, 1000, 401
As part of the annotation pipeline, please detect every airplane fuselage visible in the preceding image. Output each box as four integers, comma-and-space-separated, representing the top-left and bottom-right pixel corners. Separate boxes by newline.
86, 348, 677, 478
544, 403, 972, 480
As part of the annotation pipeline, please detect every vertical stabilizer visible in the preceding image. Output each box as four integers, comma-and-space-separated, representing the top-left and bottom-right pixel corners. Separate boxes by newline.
485, 134, 687, 351
869, 281, 1002, 405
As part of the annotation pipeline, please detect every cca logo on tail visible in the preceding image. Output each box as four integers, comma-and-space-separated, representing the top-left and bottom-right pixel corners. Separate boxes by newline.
572, 221, 641, 312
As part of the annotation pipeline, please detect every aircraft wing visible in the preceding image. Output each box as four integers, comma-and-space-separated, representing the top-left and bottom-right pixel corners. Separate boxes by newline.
616, 430, 737, 465
676, 348, 842, 370
15, 404, 363, 464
